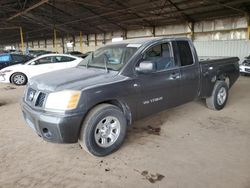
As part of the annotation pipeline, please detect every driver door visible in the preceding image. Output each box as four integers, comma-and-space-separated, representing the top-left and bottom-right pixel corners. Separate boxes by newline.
136, 42, 181, 118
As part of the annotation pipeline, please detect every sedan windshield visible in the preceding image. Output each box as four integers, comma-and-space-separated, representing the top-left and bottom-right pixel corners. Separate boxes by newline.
79, 44, 138, 71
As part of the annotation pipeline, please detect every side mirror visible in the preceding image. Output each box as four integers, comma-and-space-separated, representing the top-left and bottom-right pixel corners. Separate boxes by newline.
136, 61, 155, 73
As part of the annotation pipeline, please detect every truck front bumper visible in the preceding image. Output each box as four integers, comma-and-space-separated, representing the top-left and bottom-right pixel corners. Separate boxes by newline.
21, 101, 85, 143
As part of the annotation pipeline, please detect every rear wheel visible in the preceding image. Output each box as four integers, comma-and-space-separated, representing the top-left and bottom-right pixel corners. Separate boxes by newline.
79, 104, 127, 156
206, 81, 228, 110
11, 73, 27, 86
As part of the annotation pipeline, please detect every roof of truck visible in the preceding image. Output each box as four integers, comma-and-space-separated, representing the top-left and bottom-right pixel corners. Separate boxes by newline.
106, 37, 190, 47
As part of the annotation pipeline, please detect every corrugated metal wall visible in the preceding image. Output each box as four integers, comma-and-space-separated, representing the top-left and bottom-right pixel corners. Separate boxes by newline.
5, 16, 250, 62
194, 40, 250, 62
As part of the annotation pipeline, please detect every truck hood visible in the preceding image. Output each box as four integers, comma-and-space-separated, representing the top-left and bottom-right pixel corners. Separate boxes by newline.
29, 66, 121, 92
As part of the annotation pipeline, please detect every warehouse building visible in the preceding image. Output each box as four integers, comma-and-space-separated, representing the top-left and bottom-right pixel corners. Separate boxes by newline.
1, 0, 250, 61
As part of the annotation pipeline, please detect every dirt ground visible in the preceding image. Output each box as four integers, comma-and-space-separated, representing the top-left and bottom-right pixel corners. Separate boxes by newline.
0, 76, 249, 188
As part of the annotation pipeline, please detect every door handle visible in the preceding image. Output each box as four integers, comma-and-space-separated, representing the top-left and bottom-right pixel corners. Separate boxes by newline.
170, 72, 180, 80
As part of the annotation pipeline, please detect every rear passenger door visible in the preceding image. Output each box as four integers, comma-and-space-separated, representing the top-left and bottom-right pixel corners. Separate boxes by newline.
176, 40, 200, 103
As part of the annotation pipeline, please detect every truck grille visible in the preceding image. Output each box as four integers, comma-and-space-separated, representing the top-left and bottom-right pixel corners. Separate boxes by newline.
26, 87, 46, 108
35, 92, 46, 107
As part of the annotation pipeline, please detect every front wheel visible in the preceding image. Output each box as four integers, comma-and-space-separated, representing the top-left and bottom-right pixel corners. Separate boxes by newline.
79, 104, 127, 156
11, 73, 28, 86
206, 81, 229, 110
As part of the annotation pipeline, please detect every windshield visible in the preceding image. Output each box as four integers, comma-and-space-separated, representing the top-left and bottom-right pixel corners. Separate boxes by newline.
79, 44, 138, 71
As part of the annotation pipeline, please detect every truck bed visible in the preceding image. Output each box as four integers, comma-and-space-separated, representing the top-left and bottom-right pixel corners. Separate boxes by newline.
199, 56, 239, 98
199, 56, 239, 64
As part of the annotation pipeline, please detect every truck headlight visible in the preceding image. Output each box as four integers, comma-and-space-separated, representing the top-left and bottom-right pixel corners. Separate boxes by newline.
45, 90, 81, 111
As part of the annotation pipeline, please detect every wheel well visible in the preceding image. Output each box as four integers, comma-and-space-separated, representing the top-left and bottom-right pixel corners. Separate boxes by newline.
90, 100, 132, 126
217, 74, 230, 88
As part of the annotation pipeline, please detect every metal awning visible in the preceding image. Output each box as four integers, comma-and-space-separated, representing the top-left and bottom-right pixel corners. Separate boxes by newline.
0, 0, 250, 44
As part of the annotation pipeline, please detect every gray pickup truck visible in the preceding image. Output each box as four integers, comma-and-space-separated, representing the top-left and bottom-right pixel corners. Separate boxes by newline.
21, 37, 239, 156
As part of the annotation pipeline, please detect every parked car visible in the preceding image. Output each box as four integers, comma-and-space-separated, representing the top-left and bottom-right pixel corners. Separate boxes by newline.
21, 37, 239, 156
0, 53, 31, 70
67, 51, 92, 59
0, 50, 23, 54
82, 51, 93, 58
66, 51, 82, 56
239, 55, 250, 75
0, 54, 82, 85
29, 50, 52, 58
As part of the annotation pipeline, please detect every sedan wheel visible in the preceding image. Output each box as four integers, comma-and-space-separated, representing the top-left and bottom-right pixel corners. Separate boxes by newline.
11, 73, 27, 86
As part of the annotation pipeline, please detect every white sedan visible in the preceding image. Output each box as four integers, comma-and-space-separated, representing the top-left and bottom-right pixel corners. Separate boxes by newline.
0, 54, 83, 85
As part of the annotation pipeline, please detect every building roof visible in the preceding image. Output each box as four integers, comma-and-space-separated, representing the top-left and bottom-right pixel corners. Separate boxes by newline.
0, 0, 250, 44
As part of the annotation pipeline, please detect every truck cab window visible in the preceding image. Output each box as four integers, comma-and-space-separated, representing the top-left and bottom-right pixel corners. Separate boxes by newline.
177, 41, 194, 66
141, 43, 175, 71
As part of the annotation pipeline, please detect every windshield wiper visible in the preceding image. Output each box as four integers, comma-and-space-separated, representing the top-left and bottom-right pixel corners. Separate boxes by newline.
103, 53, 109, 73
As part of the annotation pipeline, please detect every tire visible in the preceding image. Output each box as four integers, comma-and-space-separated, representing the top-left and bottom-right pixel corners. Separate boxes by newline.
11, 73, 28, 86
79, 104, 127, 157
206, 81, 229, 110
